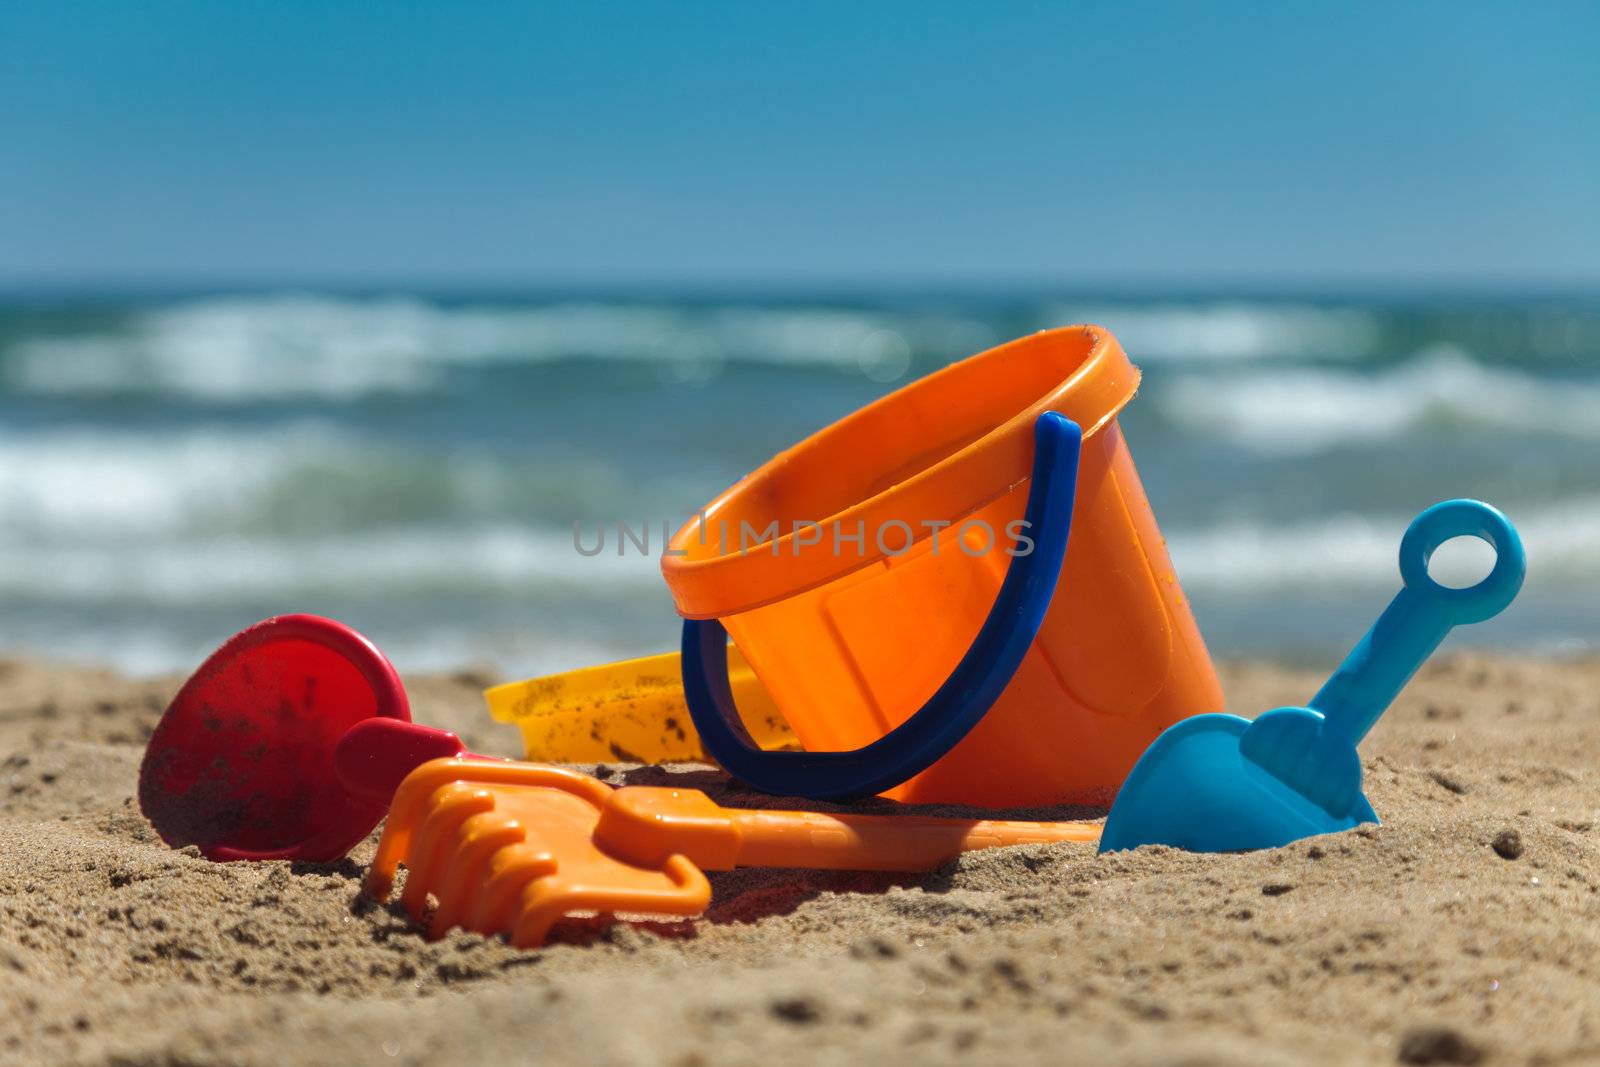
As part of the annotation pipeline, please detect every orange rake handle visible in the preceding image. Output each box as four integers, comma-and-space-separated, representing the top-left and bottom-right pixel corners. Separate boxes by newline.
593, 786, 1101, 872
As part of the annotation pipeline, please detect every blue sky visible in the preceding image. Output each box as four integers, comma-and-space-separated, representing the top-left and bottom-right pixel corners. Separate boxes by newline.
2, 2, 1597, 289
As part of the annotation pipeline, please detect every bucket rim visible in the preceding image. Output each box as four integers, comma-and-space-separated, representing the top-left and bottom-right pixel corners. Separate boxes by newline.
660, 324, 1139, 618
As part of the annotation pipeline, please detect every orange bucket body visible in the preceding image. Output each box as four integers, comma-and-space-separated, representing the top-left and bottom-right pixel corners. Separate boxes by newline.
661, 326, 1222, 808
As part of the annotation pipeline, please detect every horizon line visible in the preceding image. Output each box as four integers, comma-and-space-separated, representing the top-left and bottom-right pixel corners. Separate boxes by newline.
1, 273, 1597, 306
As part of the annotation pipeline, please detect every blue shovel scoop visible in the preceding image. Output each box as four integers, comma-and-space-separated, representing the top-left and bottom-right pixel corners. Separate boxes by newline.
1100, 499, 1525, 854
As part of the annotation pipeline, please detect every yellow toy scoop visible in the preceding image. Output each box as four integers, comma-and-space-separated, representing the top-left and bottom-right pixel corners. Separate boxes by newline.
484, 649, 795, 764
366, 757, 1101, 948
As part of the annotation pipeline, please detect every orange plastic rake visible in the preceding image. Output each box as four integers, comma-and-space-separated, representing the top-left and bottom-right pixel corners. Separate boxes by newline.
366, 758, 1101, 947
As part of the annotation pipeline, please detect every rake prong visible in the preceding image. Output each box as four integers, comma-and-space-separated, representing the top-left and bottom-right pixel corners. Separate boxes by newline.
511, 879, 581, 948
468, 844, 559, 936
368, 761, 489, 900
400, 785, 494, 917
428, 811, 527, 938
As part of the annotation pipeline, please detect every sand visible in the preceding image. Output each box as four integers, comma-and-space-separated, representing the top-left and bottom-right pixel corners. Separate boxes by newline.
2, 652, 1598, 1066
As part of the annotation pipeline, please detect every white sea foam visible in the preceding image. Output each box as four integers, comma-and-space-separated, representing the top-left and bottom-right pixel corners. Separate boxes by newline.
1156, 346, 1600, 453
0, 421, 629, 542
0, 613, 655, 679
0, 423, 353, 537
1167, 497, 1600, 592
0, 424, 662, 597
0, 494, 1594, 672
12, 295, 1391, 402
2, 477, 1594, 607
1048, 302, 1382, 363
0, 523, 663, 603
2, 295, 995, 400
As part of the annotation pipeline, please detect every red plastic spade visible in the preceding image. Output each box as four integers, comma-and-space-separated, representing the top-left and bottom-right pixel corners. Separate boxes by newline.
138, 614, 489, 862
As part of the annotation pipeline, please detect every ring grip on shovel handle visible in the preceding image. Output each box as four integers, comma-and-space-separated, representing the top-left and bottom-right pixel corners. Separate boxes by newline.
680, 411, 1082, 801
1309, 499, 1526, 746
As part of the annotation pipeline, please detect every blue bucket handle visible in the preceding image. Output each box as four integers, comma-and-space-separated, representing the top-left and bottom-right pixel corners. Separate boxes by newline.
680, 411, 1082, 801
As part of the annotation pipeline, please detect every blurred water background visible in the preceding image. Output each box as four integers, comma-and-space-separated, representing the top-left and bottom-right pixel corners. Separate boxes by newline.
1, 288, 1595, 675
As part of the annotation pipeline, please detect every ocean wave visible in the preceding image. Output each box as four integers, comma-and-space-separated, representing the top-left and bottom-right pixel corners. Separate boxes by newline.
1167, 496, 1600, 592
0, 422, 357, 537
1156, 346, 1600, 453
1, 294, 996, 400
0, 608, 656, 679
7, 294, 1598, 406
1048, 302, 1381, 363
4, 488, 1594, 606
0, 423, 634, 538
0, 523, 663, 603
0, 497, 1593, 672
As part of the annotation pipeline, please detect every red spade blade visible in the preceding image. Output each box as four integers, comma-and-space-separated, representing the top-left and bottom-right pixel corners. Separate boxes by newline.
138, 614, 412, 863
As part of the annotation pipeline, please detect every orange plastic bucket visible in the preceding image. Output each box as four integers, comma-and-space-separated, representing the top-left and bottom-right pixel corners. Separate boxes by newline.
661, 325, 1222, 808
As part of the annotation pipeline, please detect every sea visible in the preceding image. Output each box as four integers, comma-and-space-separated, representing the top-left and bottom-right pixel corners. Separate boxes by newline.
1, 288, 1596, 677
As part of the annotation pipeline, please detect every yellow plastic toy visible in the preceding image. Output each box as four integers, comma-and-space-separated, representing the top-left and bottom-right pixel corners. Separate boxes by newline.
483, 649, 794, 764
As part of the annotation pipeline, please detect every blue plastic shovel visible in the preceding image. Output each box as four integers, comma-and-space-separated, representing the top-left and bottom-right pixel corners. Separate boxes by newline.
1099, 499, 1525, 854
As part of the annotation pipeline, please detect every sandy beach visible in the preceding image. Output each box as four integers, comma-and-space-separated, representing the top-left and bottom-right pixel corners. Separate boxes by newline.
5, 3, 1596, 1064
0, 652, 1595, 1065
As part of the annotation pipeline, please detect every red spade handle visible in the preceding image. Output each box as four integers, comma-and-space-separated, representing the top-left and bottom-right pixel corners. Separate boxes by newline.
333, 718, 478, 803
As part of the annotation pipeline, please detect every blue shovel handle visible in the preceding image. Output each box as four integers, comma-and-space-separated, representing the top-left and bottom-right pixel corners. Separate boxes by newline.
1309, 499, 1525, 745
680, 411, 1083, 801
